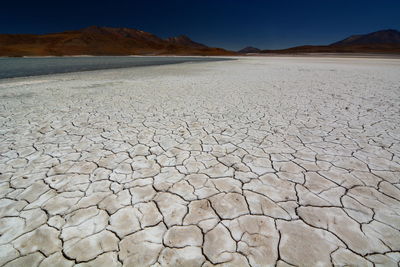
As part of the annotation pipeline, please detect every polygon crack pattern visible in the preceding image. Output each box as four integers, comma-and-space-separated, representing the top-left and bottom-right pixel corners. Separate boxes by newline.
0, 57, 400, 266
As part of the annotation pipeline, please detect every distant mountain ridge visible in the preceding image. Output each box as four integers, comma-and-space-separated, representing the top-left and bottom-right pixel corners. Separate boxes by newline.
244, 29, 400, 54
331, 29, 400, 46
0, 26, 235, 56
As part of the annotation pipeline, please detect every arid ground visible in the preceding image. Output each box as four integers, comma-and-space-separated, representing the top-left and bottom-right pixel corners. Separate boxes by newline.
0, 56, 400, 266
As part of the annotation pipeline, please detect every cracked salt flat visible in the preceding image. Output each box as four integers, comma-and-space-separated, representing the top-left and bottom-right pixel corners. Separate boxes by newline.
0, 56, 400, 266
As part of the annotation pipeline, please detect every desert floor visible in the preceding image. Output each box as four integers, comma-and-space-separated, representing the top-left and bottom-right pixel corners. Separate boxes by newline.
0, 56, 400, 266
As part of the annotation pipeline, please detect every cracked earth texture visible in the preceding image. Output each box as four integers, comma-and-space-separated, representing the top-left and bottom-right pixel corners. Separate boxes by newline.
0, 56, 400, 267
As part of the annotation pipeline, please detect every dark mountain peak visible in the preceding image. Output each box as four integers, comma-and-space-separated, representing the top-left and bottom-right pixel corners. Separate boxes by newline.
238, 46, 261, 53
259, 28, 400, 54
380, 29, 400, 33
331, 29, 400, 46
166, 35, 207, 48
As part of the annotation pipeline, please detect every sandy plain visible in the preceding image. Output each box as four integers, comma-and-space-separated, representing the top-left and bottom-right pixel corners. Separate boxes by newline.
0, 56, 400, 266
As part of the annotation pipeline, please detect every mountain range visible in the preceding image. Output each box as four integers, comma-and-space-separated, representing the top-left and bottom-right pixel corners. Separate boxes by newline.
1, 28, 400, 56
240, 29, 400, 54
0, 26, 234, 56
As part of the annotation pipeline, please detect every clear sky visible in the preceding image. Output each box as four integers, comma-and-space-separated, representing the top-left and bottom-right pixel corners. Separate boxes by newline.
2, 0, 400, 50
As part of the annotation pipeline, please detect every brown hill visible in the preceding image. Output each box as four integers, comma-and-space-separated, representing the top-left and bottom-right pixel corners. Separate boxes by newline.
0, 26, 235, 56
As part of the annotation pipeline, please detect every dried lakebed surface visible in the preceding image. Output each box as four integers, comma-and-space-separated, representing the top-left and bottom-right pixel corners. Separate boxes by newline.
0, 56, 400, 266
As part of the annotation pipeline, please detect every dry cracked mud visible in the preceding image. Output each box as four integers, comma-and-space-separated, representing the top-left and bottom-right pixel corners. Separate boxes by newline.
0, 56, 400, 266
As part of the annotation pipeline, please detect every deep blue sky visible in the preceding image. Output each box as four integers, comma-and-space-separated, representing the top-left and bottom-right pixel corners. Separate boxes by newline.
2, 0, 400, 50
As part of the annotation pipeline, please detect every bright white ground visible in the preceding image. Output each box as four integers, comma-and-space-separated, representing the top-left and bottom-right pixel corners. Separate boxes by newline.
1, 56, 400, 266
